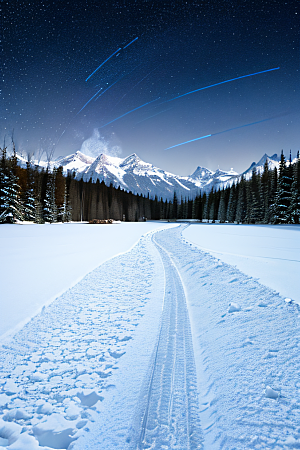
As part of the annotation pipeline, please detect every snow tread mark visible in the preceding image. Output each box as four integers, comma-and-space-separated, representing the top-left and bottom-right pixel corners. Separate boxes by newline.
132, 230, 203, 450
161, 225, 300, 449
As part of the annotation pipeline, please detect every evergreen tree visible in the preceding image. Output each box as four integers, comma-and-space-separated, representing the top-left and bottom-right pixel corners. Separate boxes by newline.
207, 189, 215, 221
208, 199, 215, 221
0, 145, 7, 219
202, 193, 209, 221
55, 166, 66, 222
172, 191, 178, 219
217, 188, 226, 222
0, 165, 24, 223
43, 168, 57, 223
21, 159, 36, 222
177, 196, 183, 219
63, 172, 73, 222
249, 169, 263, 223
273, 151, 292, 223
289, 154, 300, 223
261, 159, 270, 223
192, 193, 202, 220
226, 183, 237, 222
268, 167, 278, 223
235, 176, 247, 223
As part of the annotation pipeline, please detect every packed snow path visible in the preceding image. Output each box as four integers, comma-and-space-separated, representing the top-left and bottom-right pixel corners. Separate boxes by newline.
1, 224, 300, 449
158, 225, 300, 449
0, 234, 165, 450
128, 233, 203, 450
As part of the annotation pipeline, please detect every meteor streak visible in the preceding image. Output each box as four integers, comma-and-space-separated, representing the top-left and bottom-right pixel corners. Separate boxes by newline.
123, 36, 138, 49
85, 48, 122, 82
164, 114, 284, 150
77, 88, 103, 114
95, 76, 124, 101
165, 134, 212, 150
100, 97, 161, 128
135, 108, 172, 125
211, 117, 277, 137
115, 65, 160, 105
161, 67, 280, 104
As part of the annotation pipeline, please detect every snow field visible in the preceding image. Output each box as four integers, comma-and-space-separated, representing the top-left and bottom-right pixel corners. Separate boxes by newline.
0, 222, 172, 340
1, 223, 300, 449
0, 233, 165, 449
183, 223, 300, 305
168, 225, 300, 449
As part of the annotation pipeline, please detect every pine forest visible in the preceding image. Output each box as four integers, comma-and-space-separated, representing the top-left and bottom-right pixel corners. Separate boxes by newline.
1, 143, 300, 225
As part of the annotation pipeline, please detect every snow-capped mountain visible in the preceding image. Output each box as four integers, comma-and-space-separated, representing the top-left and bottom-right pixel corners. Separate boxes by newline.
53, 151, 241, 200
242, 153, 280, 178
16, 150, 282, 200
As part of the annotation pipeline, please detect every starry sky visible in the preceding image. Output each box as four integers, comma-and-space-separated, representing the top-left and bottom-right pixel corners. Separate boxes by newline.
2, 0, 299, 175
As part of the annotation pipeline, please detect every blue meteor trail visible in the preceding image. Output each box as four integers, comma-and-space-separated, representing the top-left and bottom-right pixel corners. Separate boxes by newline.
100, 97, 161, 128
161, 67, 280, 105
135, 107, 173, 125
165, 134, 212, 150
77, 88, 103, 115
211, 117, 278, 137
123, 37, 138, 49
165, 116, 281, 150
85, 48, 122, 82
115, 65, 160, 105
95, 76, 124, 101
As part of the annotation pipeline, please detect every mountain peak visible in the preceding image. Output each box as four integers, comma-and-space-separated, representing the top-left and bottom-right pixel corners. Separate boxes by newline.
47, 149, 281, 200
256, 153, 279, 167
190, 166, 213, 181
120, 153, 140, 167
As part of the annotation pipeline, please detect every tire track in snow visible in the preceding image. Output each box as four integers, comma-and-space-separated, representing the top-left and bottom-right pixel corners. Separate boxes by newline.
129, 230, 203, 449
161, 225, 300, 449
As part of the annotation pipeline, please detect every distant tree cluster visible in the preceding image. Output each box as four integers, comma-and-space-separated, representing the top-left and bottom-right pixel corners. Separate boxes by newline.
1, 142, 299, 225
189, 151, 300, 224
0, 143, 174, 223
0, 144, 72, 224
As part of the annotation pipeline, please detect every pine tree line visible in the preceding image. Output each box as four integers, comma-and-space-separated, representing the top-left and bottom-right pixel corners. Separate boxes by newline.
0, 144, 72, 224
0, 144, 176, 223
189, 151, 300, 224
1, 143, 299, 224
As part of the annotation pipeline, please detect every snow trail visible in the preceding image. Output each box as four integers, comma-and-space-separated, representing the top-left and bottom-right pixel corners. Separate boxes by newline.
0, 234, 164, 450
159, 225, 300, 449
128, 232, 203, 450
2, 224, 300, 449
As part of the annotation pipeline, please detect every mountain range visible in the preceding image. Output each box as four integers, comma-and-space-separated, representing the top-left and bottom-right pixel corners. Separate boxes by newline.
18, 151, 282, 200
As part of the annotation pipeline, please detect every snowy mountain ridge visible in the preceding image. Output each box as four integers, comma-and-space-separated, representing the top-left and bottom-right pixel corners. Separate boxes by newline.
16, 150, 283, 200
54, 151, 241, 199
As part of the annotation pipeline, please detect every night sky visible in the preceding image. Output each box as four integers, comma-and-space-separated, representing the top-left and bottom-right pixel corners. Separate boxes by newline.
2, 1, 299, 175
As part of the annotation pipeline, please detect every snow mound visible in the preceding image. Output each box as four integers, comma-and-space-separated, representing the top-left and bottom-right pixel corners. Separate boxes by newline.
265, 385, 280, 400
228, 302, 241, 313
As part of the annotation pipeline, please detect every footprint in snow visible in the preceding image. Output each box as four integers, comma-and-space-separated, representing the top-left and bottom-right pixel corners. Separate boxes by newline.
229, 278, 239, 283
258, 301, 268, 307
228, 303, 241, 313
241, 338, 254, 347
265, 385, 280, 399
108, 350, 126, 358
118, 335, 132, 342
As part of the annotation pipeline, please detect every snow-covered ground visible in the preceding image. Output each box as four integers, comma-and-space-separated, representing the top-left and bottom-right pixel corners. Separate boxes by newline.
0, 222, 172, 340
183, 223, 300, 304
1, 223, 300, 449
